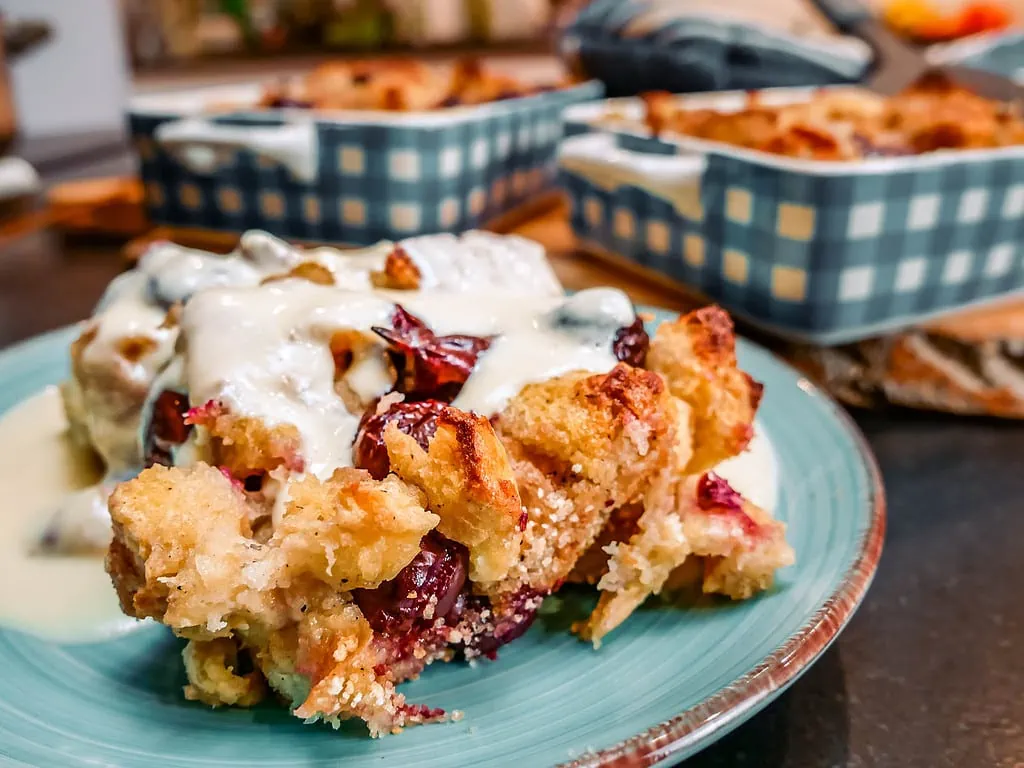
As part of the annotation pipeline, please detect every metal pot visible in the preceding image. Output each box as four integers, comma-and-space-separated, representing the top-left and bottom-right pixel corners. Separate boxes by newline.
0, 17, 52, 156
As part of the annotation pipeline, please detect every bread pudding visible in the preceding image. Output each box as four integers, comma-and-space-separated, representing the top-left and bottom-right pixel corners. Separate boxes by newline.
258, 57, 569, 112
61, 230, 793, 736
625, 74, 1024, 160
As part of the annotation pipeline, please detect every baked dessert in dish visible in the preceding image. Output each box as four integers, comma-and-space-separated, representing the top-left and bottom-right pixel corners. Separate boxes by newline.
258, 57, 568, 111
620, 73, 1024, 160
63, 230, 793, 736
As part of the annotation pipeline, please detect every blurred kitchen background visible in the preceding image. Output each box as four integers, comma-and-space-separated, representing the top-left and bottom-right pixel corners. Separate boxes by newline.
7, 0, 1020, 141
5, 0, 568, 143
0, 0, 1017, 242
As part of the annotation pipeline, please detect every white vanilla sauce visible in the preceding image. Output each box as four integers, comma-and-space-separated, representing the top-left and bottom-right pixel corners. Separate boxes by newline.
181, 282, 631, 479
418, 288, 632, 416
715, 425, 778, 512
0, 388, 143, 642
183, 283, 396, 478
399, 231, 562, 296
78, 230, 562, 469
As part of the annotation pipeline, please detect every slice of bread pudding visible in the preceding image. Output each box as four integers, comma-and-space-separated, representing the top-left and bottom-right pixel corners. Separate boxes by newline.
85, 232, 793, 736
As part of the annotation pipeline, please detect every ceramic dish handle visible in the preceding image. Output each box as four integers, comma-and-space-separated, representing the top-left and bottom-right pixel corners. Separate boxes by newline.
559, 132, 706, 213
154, 118, 319, 182
806, 0, 872, 33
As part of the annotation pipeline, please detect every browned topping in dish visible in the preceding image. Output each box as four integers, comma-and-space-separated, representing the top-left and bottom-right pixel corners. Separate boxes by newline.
631, 73, 1024, 160
371, 246, 422, 291
259, 57, 569, 112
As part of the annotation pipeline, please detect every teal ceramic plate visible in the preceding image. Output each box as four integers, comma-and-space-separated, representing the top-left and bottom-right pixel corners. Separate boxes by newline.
0, 310, 885, 768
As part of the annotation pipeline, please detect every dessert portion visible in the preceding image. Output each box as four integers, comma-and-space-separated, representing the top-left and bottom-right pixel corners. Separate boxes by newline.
65, 231, 793, 736
617, 74, 1024, 160
258, 57, 569, 111
55, 230, 557, 554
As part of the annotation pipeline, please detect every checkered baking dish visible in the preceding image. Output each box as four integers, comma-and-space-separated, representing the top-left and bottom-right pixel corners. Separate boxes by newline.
558, 0, 870, 96
560, 90, 1024, 344
128, 80, 602, 245
929, 31, 1024, 80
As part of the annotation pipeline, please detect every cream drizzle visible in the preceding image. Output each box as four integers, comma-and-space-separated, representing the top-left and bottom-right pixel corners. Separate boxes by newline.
51, 230, 567, 543
180, 282, 633, 479
183, 283, 395, 478
399, 231, 562, 295
0, 388, 142, 642
81, 229, 561, 467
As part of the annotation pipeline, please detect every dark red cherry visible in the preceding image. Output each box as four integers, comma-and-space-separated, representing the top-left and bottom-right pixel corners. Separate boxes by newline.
354, 533, 469, 635
353, 399, 447, 480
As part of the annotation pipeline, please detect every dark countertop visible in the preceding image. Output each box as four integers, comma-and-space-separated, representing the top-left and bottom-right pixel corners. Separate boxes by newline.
1, 142, 1022, 768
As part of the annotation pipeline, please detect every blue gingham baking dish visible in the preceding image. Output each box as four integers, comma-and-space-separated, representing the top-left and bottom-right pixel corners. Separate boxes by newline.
559, 91, 1024, 344
559, 0, 870, 95
128, 79, 602, 245
929, 30, 1024, 80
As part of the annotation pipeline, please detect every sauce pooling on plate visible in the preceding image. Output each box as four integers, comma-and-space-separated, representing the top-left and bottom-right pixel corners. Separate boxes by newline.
0, 388, 142, 642
716, 426, 777, 512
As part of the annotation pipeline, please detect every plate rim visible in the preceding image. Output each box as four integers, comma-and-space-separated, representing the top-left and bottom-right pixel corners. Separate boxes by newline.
562, 338, 886, 767
0, 322, 885, 767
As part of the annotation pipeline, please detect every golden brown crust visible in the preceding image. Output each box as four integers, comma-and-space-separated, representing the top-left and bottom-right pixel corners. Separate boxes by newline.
385, 408, 522, 584
647, 307, 761, 474
271, 468, 438, 591
370, 246, 422, 290
498, 364, 672, 490
628, 76, 1024, 159
491, 365, 689, 597
576, 474, 794, 645
187, 403, 305, 477
261, 261, 336, 287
